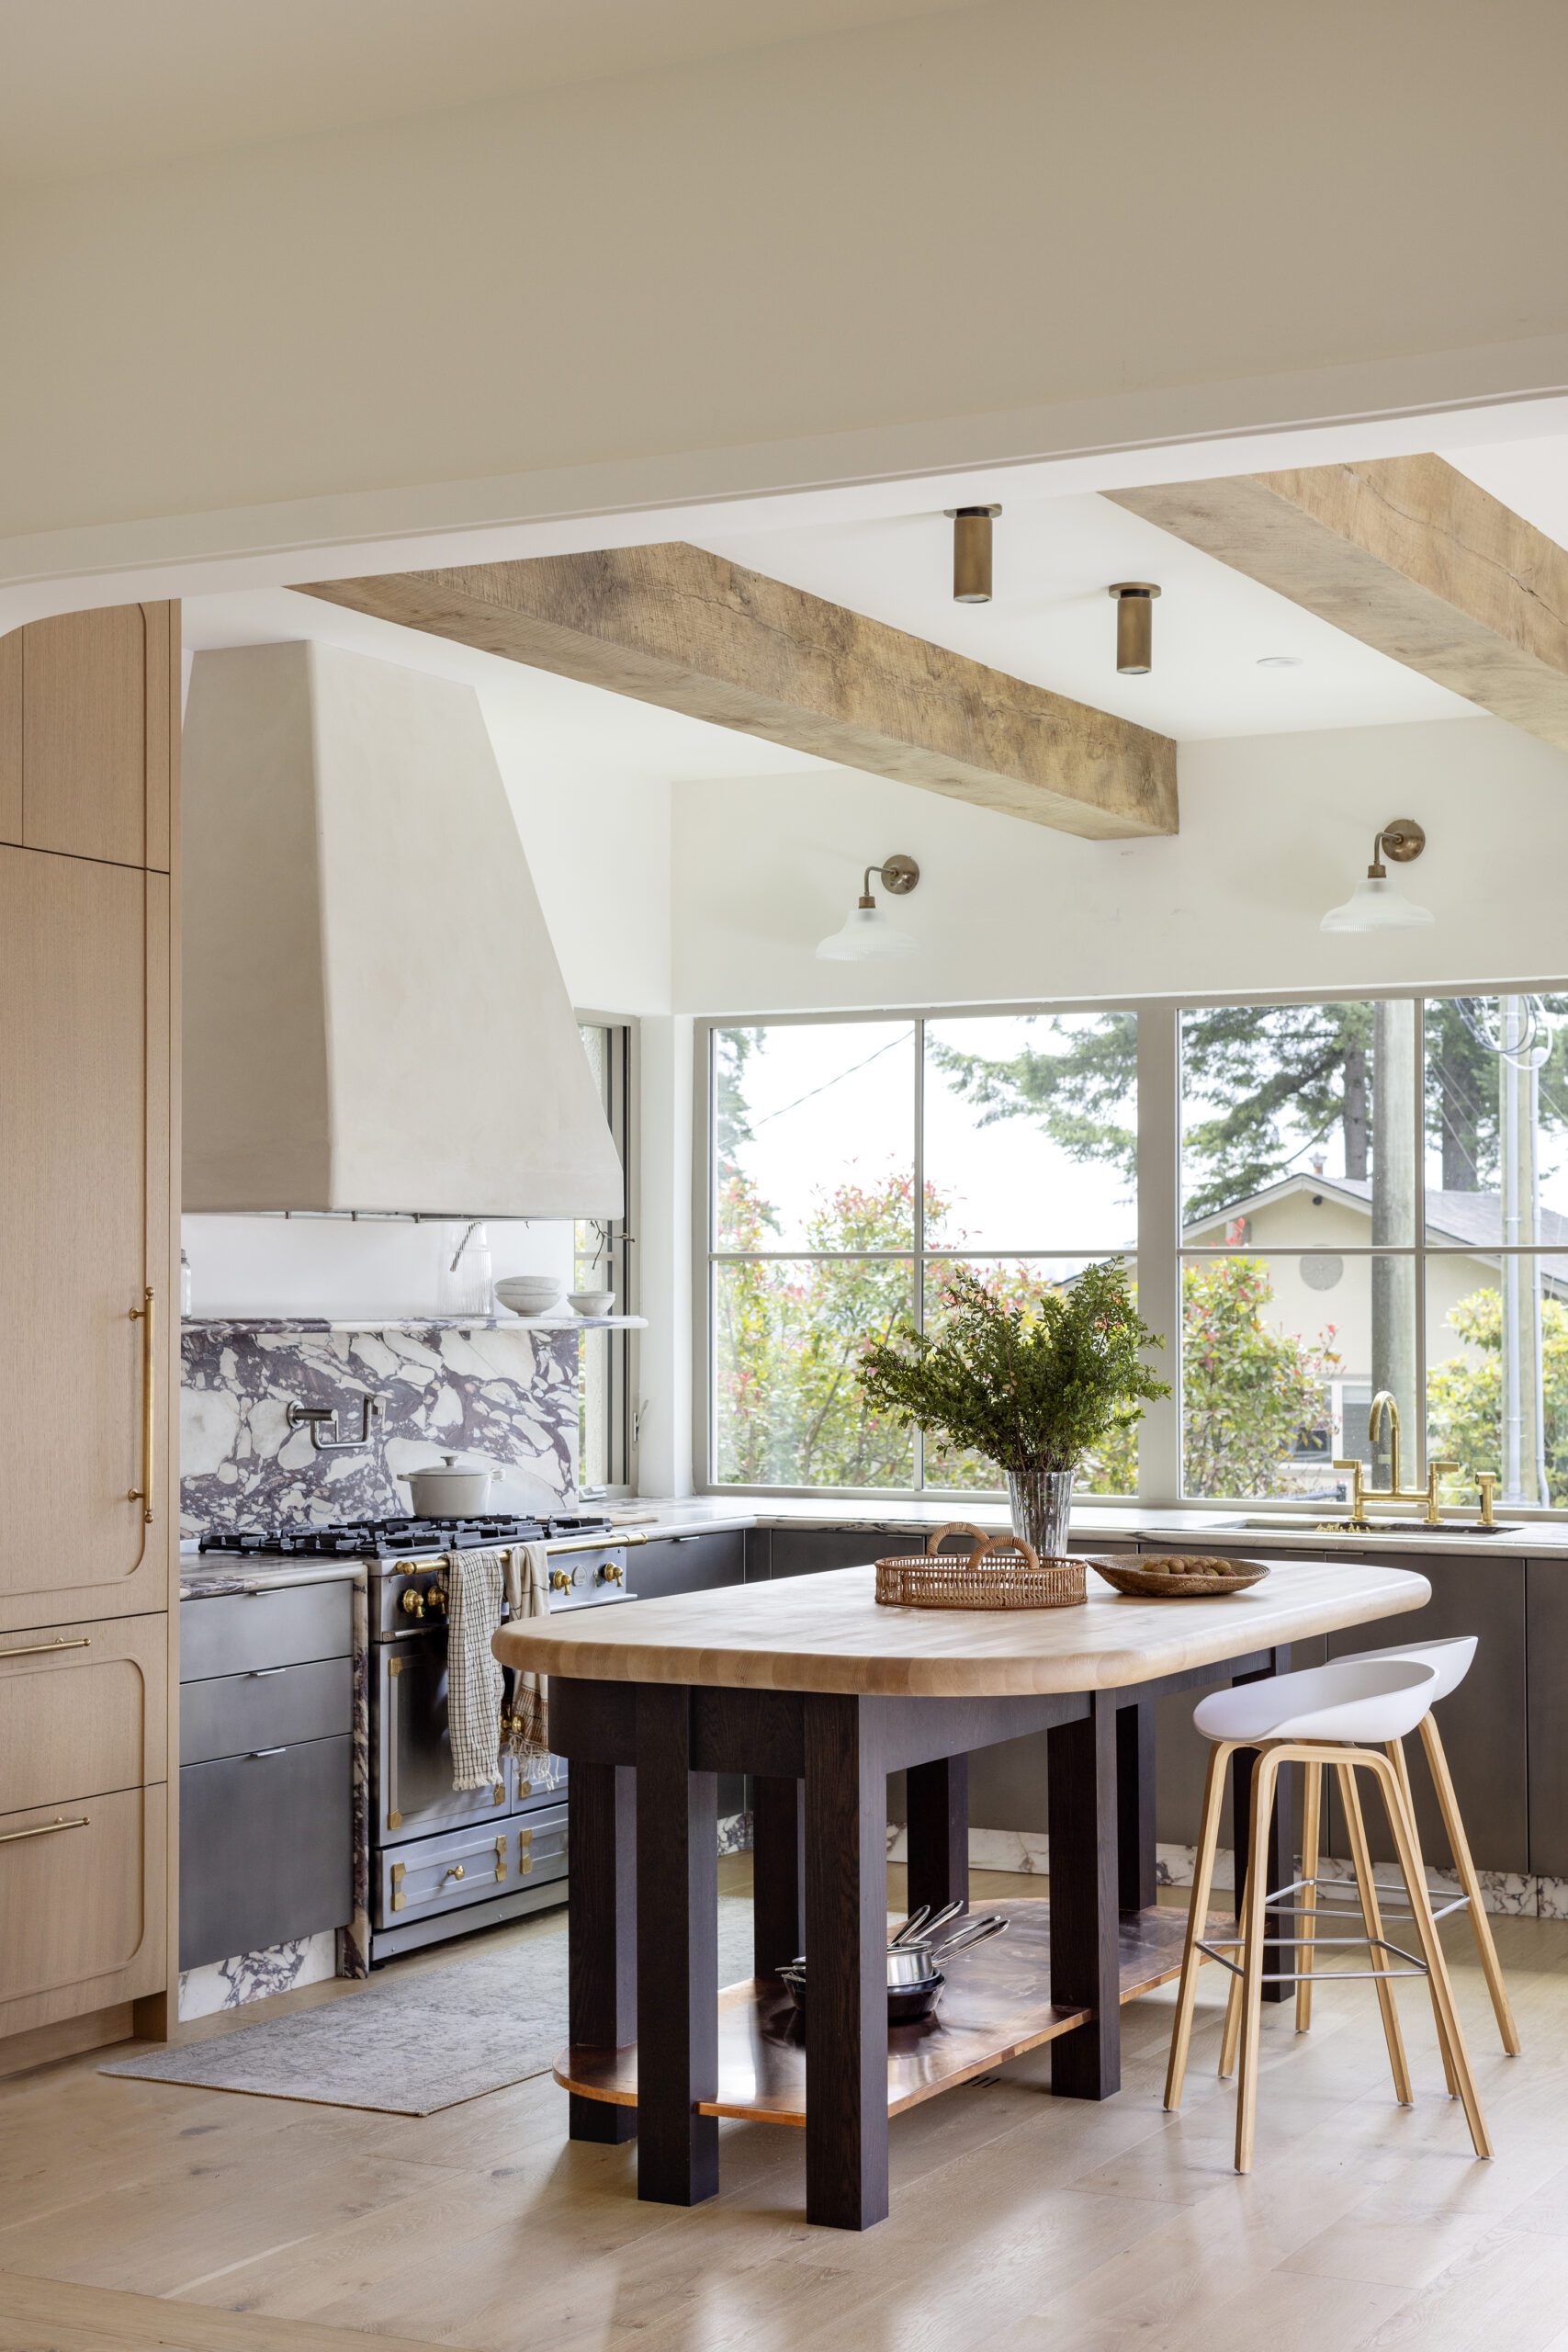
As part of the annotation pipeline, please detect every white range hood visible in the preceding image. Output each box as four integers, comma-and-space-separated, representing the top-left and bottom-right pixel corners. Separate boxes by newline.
182, 639, 624, 1220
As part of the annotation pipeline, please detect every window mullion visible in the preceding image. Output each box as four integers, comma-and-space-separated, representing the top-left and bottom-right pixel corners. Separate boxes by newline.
1137, 1001, 1181, 1509
913, 1014, 926, 1492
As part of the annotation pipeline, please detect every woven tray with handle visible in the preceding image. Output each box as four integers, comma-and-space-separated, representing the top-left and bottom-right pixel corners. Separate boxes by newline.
874, 1522, 1087, 1611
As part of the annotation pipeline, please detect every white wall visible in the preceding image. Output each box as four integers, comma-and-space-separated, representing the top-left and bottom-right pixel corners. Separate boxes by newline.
671, 718, 1568, 1012
6, 0, 1568, 592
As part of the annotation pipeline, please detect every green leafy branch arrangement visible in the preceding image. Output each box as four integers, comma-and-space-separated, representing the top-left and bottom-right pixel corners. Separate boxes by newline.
858, 1261, 1170, 1475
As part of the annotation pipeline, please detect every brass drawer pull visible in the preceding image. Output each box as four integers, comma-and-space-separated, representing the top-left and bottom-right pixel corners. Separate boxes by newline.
128, 1287, 155, 1525
0, 1636, 91, 1661
0, 1814, 89, 1846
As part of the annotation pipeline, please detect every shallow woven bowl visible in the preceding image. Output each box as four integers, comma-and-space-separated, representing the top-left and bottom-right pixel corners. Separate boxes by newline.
1086, 1553, 1269, 1600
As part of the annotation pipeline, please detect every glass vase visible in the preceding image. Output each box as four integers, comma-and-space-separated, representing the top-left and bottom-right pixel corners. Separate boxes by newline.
1006, 1467, 1073, 1558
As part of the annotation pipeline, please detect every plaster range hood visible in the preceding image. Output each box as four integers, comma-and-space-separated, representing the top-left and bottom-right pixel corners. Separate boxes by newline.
182, 639, 624, 1221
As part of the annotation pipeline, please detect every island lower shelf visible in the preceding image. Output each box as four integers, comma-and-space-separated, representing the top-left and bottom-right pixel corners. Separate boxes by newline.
556, 1897, 1223, 2128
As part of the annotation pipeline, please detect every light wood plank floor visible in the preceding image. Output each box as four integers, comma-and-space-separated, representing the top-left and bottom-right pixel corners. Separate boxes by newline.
4, 1862, 1568, 2352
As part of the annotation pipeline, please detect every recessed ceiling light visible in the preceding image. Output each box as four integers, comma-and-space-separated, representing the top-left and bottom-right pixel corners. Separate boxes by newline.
1257, 654, 1303, 669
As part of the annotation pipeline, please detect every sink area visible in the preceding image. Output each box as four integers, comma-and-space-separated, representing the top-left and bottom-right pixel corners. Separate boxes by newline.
1226, 1515, 1510, 1538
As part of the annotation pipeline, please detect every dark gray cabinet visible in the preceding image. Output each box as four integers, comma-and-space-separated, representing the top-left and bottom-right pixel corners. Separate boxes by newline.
634, 1529, 746, 1600
767, 1525, 914, 1578
1527, 1560, 1568, 1877
179, 1576, 356, 1970
1323, 1551, 1527, 1875
181, 1736, 354, 1970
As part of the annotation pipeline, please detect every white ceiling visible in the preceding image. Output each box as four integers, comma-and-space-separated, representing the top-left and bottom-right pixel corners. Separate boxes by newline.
0, 0, 985, 185
695, 495, 1479, 741
1445, 435, 1568, 554
189, 435, 1568, 775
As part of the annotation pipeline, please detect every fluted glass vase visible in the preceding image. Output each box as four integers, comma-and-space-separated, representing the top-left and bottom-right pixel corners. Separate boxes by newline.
1006, 1466, 1073, 1558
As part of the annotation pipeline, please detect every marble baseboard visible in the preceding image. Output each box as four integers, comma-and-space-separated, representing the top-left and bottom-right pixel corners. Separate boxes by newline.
960, 1827, 1557, 1917
179, 1929, 338, 2021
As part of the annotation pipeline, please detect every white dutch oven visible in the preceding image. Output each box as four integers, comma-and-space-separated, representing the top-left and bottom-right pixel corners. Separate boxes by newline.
398, 1453, 499, 1515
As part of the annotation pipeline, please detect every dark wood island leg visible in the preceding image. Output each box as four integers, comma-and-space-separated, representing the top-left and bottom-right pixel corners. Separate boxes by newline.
1231, 1645, 1293, 2005
1047, 1692, 1121, 2099
803, 1693, 889, 2230
568, 1758, 637, 2144
635, 1684, 719, 2204
1116, 1699, 1157, 1914
751, 1774, 805, 1979
905, 1753, 969, 1918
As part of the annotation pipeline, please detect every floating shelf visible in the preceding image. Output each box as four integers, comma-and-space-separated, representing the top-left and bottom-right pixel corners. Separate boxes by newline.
556, 1897, 1222, 2128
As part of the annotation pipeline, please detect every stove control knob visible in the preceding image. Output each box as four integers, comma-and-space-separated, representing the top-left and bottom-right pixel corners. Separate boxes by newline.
598, 1563, 624, 1586
400, 1589, 426, 1618
548, 1568, 572, 1593
426, 1584, 447, 1614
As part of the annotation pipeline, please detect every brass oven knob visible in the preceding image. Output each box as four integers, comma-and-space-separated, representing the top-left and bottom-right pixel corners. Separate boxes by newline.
426, 1584, 447, 1613
548, 1568, 571, 1593
599, 1562, 624, 1586
400, 1589, 425, 1619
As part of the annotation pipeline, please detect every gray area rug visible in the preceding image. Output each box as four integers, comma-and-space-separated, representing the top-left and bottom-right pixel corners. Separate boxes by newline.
105, 1896, 758, 2116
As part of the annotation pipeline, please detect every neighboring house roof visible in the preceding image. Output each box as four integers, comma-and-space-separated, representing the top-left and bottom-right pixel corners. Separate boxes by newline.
1183, 1170, 1568, 1252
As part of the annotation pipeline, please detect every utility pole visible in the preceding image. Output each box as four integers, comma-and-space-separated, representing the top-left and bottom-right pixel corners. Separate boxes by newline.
1499, 996, 1548, 1505
1371, 1000, 1417, 1488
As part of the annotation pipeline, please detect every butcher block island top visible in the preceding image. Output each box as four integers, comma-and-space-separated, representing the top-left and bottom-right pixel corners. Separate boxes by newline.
491, 1554, 1432, 1697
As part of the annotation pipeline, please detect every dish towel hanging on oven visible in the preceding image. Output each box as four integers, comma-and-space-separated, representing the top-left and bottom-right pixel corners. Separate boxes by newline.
502, 1541, 554, 1783
446, 1544, 509, 1792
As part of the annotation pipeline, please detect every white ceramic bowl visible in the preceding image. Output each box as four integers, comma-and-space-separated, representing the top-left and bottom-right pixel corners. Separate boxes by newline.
494, 1275, 563, 1317
569, 1289, 615, 1317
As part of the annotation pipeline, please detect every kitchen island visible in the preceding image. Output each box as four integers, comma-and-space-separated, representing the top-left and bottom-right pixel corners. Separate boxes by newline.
494, 1552, 1429, 2229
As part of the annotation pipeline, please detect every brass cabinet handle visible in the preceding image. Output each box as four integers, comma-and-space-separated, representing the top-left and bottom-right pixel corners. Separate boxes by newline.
128, 1287, 155, 1524
0, 1814, 89, 1846
0, 1636, 91, 1662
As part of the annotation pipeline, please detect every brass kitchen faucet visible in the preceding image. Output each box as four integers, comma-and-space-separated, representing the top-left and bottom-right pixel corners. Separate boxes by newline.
1334, 1390, 1464, 1529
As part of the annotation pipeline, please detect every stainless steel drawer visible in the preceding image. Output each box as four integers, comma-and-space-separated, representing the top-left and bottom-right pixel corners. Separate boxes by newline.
180, 1581, 353, 1682
180, 1656, 354, 1767
376, 1818, 514, 1929
513, 1757, 567, 1813
512, 1804, 568, 1893
180, 1733, 353, 1970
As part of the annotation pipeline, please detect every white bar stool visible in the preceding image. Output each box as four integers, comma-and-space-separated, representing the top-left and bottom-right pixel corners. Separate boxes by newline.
1311, 1635, 1519, 2064
1165, 1656, 1492, 2173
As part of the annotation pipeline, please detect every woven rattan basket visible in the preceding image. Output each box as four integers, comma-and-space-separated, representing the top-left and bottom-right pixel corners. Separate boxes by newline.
874, 1522, 1086, 1611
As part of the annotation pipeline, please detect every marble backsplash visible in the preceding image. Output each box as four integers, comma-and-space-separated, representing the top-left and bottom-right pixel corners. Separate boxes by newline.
181, 1317, 580, 1538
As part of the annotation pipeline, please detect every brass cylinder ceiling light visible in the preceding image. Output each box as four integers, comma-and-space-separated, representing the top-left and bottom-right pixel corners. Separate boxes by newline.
944, 504, 1002, 603
1109, 582, 1160, 673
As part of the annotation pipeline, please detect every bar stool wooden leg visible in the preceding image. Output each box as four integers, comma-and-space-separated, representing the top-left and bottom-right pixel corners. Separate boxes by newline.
1337, 1760, 1414, 2107
1166, 1739, 1230, 2112
1419, 1713, 1521, 2057
1235, 1749, 1280, 2174
1295, 1760, 1322, 2035
1388, 1739, 1458, 2097
1366, 1750, 1492, 2160
1217, 1858, 1247, 2081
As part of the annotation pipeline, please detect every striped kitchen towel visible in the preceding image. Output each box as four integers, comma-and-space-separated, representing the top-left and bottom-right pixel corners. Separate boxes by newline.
446, 1545, 508, 1792
502, 1541, 555, 1781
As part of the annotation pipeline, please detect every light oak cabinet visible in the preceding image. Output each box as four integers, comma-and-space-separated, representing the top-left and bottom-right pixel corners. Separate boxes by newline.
0, 849, 172, 1633
0, 605, 175, 869
0, 605, 179, 2068
0, 1787, 166, 2038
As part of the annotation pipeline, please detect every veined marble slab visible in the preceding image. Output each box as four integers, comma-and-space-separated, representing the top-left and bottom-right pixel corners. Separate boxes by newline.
180, 1316, 579, 1538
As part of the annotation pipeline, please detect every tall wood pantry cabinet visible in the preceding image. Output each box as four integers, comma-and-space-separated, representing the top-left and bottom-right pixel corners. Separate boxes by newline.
0, 605, 180, 2070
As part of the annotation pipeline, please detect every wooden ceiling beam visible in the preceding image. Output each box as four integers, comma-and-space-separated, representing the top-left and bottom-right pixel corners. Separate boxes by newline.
301, 542, 1178, 840
1108, 455, 1568, 749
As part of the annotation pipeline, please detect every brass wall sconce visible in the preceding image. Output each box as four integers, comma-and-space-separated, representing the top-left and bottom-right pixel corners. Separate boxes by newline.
944, 505, 1002, 604
1320, 818, 1434, 933
1109, 582, 1160, 673
816, 853, 921, 962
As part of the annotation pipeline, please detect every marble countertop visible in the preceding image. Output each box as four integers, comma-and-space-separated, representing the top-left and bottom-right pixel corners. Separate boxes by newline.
605, 1495, 1568, 1558
178, 1555, 369, 1600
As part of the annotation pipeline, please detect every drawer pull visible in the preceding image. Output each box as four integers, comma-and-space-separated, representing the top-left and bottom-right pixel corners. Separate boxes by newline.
0, 1636, 91, 1661
0, 1814, 89, 1846
248, 1747, 286, 1758
495, 1834, 507, 1885
390, 1860, 406, 1912
247, 1667, 288, 1679
127, 1287, 156, 1525
440, 1864, 466, 1886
